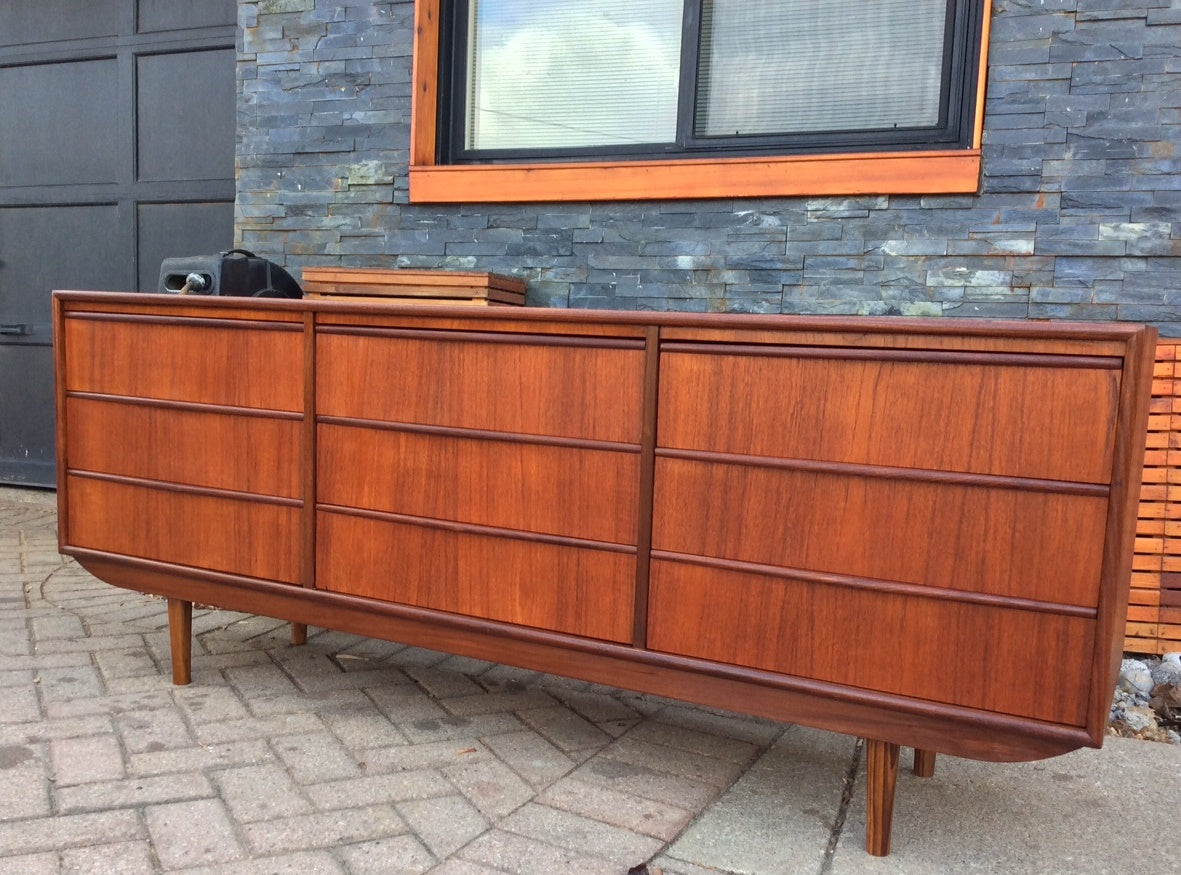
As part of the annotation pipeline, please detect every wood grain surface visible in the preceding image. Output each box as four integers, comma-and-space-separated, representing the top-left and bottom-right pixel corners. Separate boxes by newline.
317, 510, 635, 642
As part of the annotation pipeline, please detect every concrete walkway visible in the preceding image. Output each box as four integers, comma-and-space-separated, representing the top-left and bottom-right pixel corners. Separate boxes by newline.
2, 487, 1178, 874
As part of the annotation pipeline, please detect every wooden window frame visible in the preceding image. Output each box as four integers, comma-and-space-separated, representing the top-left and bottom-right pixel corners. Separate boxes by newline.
409, 0, 991, 204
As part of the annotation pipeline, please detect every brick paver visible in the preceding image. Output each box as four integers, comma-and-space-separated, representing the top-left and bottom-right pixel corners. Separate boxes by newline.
6, 487, 1178, 874
0, 490, 802, 873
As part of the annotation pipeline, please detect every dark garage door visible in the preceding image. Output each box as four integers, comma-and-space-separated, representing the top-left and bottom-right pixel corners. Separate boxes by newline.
0, 0, 237, 486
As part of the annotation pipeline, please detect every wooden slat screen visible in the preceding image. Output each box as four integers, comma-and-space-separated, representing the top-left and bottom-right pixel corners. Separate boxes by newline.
1129, 341, 1181, 653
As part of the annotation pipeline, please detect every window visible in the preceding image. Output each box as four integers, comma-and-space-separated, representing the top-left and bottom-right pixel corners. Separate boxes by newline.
410, 0, 992, 202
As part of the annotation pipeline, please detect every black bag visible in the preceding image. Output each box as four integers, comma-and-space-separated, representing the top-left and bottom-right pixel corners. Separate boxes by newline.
158, 249, 302, 298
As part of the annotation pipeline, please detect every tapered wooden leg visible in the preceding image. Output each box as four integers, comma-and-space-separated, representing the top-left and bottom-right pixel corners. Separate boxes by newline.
291, 622, 308, 646
866, 739, 900, 857
167, 598, 193, 686
913, 748, 936, 778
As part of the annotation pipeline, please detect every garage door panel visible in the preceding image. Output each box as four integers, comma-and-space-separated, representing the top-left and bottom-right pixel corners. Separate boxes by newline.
0, 205, 129, 331
0, 60, 121, 187
0, 345, 54, 483
1, 1, 120, 46
137, 49, 236, 182
138, 0, 237, 32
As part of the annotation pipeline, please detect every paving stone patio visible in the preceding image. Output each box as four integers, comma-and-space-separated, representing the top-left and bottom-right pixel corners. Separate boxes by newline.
2, 488, 1179, 874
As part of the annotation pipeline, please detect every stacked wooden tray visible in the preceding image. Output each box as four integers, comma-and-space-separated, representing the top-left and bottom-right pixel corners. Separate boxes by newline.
300, 267, 525, 306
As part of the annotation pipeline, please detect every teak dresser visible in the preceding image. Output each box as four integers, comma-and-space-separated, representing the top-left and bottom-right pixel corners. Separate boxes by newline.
52, 291, 1156, 856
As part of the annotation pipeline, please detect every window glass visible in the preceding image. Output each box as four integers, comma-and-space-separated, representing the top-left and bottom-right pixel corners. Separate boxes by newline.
696, 0, 949, 137
466, 0, 683, 150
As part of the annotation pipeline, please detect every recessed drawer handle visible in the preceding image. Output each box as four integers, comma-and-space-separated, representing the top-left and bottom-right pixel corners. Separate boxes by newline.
0, 324, 29, 336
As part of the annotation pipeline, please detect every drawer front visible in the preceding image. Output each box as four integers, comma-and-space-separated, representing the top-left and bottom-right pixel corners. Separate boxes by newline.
63, 316, 303, 411
317, 331, 645, 443
658, 350, 1120, 484
67, 475, 301, 583
66, 396, 302, 498
647, 559, 1093, 726
317, 511, 635, 643
652, 457, 1108, 607
318, 423, 639, 545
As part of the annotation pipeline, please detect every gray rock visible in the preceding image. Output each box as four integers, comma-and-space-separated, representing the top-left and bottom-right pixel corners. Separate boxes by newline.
1152, 660, 1181, 687
1121, 706, 1157, 734
1109, 688, 1135, 721
1119, 659, 1155, 697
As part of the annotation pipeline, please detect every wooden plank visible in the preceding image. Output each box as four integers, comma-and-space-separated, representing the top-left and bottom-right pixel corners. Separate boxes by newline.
658, 351, 1120, 484
301, 312, 317, 591
316, 331, 646, 444
1125, 636, 1159, 654
303, 281, 524, 305
410, 151, 984, 203
652, 457, 1108, 607
1127, 604, 1162, 622
972, 1, 994, 149
646, 560, 1094, 726
317, 423, 640, 545
633, 326, 661, 649
52, 295, 72, 547
1130, 570, 1162, 588
1139, 483, 1168, 501
54, 296, 303, 324
659, 328, 1131, 358
1128, 589, 1162, 607
409, 0, 439, 167
67, 475, 301, 584
1141, 467, 1168, 484
65, 396, 302, 498
1133, 553, 1164, 571
1136, 519, 1166, 536
317, 511, 635, 643
1163, 573, 1181, 609
62, 315, 303, 411
1143, 448, 1170, 466
304, 295, 516, 307
316, 309, 649, 339
301, 267, 526, 293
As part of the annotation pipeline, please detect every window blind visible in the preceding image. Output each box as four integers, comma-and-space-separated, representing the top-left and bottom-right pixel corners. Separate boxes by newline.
466, 0, 683, 150
695, 0, 949, 137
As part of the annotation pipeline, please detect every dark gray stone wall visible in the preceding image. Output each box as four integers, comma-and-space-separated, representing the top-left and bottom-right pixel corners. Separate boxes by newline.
235, 0, 1181, 331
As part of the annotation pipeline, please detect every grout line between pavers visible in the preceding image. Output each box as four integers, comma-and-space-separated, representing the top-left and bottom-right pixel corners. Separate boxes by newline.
623, 723, 792, 875
818, 736, 863, 875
